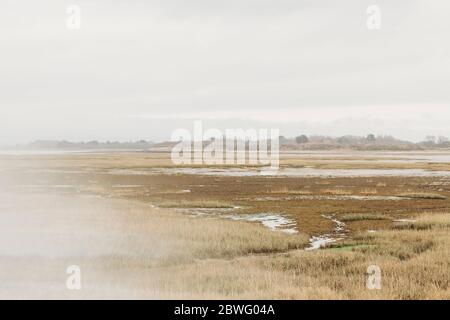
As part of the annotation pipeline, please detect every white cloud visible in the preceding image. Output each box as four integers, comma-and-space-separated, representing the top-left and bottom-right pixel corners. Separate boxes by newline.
0, 0, 449, 144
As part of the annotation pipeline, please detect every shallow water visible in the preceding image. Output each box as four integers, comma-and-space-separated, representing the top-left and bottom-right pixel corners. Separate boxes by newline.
252, 195, 407, 201
306, 235, 337, 250
228, 213, 298, 234
306, 215, 347, 250
0, 149, 144, 155
115, 167, 450, 178
14, 184, 79, 190
393, 218, 417, 223
171, 207, 298, 234
174, 207, 236, 217
278, 167, 450, 177
111, 185, 145, 188
282, 151, 450, 163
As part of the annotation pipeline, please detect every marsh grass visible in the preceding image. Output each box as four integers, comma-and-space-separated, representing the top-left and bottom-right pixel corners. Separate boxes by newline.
153, 213, 450, 299
0, 194, 311, 299
321, 189, 352, 195
340, 213, 387, 222
393, 213, 450, 231
159, 217, 309, 262
116, 201, 311, 265
3, 152, 450, 299
157, 200, 235, 209
270, 187, 312, 195
359, 188, 378, 195
3, 191, 450, 299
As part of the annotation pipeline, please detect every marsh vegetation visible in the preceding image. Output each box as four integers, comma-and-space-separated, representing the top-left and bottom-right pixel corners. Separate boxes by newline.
0, 151, 449, 299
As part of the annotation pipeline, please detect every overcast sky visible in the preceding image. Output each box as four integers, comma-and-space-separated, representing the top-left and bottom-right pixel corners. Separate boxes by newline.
1, 0, 449, 144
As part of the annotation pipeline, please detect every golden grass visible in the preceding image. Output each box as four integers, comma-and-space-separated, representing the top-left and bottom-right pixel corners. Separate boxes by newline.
270, 187, 312, 195
141, 211, 309, 264
0, 194, 310, 299
360, 188, 378, 195
3, 151, 450, 172
321, 188, 352, 195
2, 189, 449, 299
393, 213, 450, 231
154, 213, 450, 299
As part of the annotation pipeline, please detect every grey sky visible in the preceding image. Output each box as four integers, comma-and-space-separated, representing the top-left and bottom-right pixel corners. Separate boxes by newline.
1, 0, 449, 144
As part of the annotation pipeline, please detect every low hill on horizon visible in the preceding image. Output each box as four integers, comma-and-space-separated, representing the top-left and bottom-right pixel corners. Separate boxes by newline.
5, 134, 450, 152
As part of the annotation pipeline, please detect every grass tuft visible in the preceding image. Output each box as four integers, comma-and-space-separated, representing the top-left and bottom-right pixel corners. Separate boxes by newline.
158, 200, 235, 208
340, 213, 387, 222
321, 189, 352, 195
270, 187, 311, 195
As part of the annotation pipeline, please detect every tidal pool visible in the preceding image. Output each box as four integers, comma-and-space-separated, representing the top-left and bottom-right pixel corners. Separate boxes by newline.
110, 167, 450, 178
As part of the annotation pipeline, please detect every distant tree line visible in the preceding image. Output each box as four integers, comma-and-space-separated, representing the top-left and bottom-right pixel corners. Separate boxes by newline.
286, 134, 450, 150
23, 134, 450, 151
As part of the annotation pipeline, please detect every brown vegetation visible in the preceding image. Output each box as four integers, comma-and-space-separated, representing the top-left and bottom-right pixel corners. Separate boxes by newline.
1, 151, 449, 299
